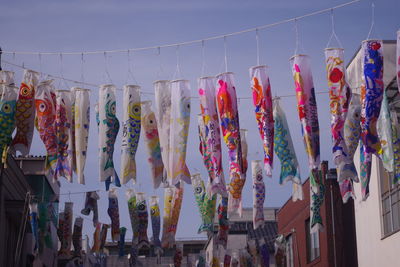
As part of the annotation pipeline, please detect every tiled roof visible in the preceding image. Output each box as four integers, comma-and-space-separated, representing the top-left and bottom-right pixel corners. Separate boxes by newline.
247, 221, 278, 252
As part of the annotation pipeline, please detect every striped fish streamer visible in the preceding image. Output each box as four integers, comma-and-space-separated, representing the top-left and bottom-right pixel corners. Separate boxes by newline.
0, 83, 18, 157
141, 101, 165, 188
126, 189, 139, 244
12, 69, 39, 156
397, 30, 400, 93
98, 84, 120, 190
249, 65, 274, 176
216, 196, 229, 248
150, 196, 162, 254
252, 160, 265, 229
167, 184, 184, 247
360, 40, 384, 161
154, 80, 172, 184
121, 85, 141, 184
0, 70, 14, 85
170, 79, 191, 185
290, 55, 322, 233
35, 80, 58, 177
73, 88, 90, 184
54, 90, 73, 182
198, 76, 227, 196
273, 99, 303, 201
391, 111, 400, 184
161, 187, 174, 248
91, 222, 101, 253
191, 173, 217, 234
72, 217, 83, 256
216, 72, 244, 217
377, 91, 394, 172
107, 188, 120, 242
136, 192, 150, 249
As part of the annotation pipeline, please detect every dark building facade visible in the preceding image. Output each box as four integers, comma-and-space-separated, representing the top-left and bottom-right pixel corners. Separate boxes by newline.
276, 162, 358, 267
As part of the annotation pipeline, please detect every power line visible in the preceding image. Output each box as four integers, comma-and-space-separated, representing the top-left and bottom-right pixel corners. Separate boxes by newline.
1, 0, 361, 56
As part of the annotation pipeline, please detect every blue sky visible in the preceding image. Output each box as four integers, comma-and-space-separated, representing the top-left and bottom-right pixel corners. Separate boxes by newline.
1, 0, 399, 241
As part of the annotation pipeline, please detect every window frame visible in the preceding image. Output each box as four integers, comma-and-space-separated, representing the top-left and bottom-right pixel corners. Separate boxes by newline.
305, 218, 320, 263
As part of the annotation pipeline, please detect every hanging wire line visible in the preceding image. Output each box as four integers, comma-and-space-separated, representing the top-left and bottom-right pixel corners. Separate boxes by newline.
126, 49, 138, 85
1, 0, 361, 56
326, 8, 344, 48
103, 52, 113, 84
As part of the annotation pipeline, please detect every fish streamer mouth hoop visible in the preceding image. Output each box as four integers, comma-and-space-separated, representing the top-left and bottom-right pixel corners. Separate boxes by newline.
153, 79, 170, 85
72, 87, 91, 91
361, 39, 382, 43
215, 72, 234, 78
249, 65, 268, 70
324, 47, 344, 51
289, 54, 309, 61
170, 79, 189, 83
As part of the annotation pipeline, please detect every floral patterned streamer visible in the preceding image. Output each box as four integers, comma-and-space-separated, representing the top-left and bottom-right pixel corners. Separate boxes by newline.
216, 72, 244, 217
81, 191, 99, 227
136, 192, 150, 249
377, 91, 394, 172
73, 88, 90, 184
107, 188, 120, 242
35, 80, 57, 177
150, 196, 162, 253
273, 99, 303, 201
12, 69, 39, 156
54, 90, 73, 182
0, 84, 18, 156
360, 40, 384, 162
141, 101, 165, 188
98, 84, 120, 190
170, 79, 191, 185
161, 187, 174, 248
249, 65, 274, 176
325, 48, 352, 167
198, 76, 227, 196
191, 173, 217, 234
154, 80, 172, 183
216, 196, 229, 248
252, 160, 265, 229
121, 85, 141, 184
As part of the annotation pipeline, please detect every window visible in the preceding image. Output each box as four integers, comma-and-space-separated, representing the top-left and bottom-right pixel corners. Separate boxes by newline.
285, 234, 294, 267
306, 219, 320, 262
379, 162, 400, 237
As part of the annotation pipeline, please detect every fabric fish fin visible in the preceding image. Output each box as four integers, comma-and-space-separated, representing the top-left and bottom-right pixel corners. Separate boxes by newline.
197, 223, 213, 234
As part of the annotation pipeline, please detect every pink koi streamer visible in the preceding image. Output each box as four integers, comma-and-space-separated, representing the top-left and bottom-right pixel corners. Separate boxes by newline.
252, 160, 265, 229
198, 76, 227, 196
249, 65, 274, 176
216, 72, 244, 217
54, 90, 73, 182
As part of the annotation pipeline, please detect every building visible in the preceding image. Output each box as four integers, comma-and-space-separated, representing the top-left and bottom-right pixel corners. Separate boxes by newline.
347, 40, 400, 267
276, 161, 358, 267
205, 207, 279, 266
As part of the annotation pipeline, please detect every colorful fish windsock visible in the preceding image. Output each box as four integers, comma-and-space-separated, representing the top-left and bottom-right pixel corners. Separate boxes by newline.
126, 189, 138, 243
100, 224, 110, 250
0, 70, 15, 85
141, 101, 165, 188
174, 244, 183, 267
391, 112, 400, 185
359, 141, 372, 200
325, 48, 352, 166
249, 65, 274, 176
198, 76, 227, 196
136, 192, 150, 249
360, 40, 384, 162
72, 217, 83, 256
191, 173, 217, 234
216, 72, 244, 217
119, 227, 127, 257
170, 79, 191, 186
154, 80, 172, 183
121, 85, 141, 184
73, 88, 90, 184
310, 167, 326, 233
12, 69, 39, 156
273, 99, 303, 201
377, 91, 394, 172
216, 196, 229, 248
397, 30, 400, 93
240, 129, 248, 175
92, 222, 101, 253
161, 187, 174, 248
167, 184, 184, 247
150, 196, 162, 249
29, 202, 39, 252
0, 83, 18, 156
57, 212, 65, 251
54, 90, 73, 182
59, 202, 73, 257
98, 84, 120, 190
70, 88, 77, 176
35, 80, 58, 177
290, 55, 320, 170
81, 191, 99, 227
107, 188, 120, 242
252, 160, 265, 229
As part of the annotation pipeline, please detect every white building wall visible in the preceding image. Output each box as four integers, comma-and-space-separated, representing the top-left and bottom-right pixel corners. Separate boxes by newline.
353, 150, 400, 267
